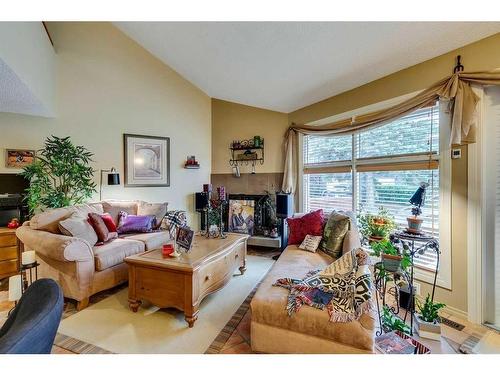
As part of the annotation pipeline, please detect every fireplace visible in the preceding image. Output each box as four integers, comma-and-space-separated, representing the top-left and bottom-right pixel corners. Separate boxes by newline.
226, 194, 277, 237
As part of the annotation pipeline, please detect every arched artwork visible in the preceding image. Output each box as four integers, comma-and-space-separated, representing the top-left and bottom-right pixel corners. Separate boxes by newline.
124, 134, 170, 187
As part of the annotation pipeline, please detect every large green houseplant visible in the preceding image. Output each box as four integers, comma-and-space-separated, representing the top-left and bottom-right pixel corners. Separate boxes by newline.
22, 136, 97, 214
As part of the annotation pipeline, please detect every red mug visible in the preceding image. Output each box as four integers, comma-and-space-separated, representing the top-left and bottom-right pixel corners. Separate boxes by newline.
162, 244, 174, 256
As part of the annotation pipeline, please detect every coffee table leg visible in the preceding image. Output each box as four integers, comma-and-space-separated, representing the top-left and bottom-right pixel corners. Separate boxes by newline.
185, 312, 198, 328
239, 258, 247, 275
128, 298, 142, 312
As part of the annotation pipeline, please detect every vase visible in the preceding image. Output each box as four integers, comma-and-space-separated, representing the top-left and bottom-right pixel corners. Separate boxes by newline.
407, 217, 423, 234
382, 253, 402, 272
414, 315, 441, 341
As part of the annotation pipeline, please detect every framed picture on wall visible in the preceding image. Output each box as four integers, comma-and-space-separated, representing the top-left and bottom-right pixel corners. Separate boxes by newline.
123, 134, 170, 187
5, 149, 36, 169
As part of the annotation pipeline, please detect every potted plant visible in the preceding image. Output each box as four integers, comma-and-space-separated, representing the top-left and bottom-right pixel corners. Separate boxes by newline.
407, 182, 429, 234
358, 207, 396, 242
381, 305, 411, 334
21, 136, 96, 214
414, 293, 446, 340
371, 239, 412, 272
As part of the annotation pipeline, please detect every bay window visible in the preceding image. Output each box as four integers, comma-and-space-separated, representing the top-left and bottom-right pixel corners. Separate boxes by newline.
300, 99, 451, 287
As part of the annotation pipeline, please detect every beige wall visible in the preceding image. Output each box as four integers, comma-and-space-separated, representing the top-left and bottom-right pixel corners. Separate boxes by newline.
0, 22, 211, 228
287, 32, 500, 315
211, 99, 288, 174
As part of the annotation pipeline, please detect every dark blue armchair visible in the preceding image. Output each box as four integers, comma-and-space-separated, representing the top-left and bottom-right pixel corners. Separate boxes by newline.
0, 278, 63, 354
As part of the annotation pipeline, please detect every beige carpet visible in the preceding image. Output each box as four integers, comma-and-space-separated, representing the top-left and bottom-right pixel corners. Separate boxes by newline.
57, 255, 274, 354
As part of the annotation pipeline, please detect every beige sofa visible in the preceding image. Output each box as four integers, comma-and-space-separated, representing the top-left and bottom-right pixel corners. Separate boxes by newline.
250, 219, 376, 354
16, 200, 171, 310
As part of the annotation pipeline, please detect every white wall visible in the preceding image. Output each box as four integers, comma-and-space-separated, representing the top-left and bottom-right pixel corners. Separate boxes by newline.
0, 22, 211, 228
0, 22, 56, 116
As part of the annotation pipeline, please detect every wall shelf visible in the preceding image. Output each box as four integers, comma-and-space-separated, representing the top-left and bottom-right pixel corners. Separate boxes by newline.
229, 138, 264, 167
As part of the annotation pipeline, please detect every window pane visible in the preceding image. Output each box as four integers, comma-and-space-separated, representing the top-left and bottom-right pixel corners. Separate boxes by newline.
303, 172, 353, 213
357, 105, 439, 159
304, 134, 352, 164
357, 169, 439, 269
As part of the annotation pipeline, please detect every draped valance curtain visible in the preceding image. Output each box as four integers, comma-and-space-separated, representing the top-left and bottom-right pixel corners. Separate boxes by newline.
282, 70, 500, 194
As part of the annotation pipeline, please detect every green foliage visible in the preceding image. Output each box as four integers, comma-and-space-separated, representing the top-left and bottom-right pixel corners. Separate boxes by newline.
358, 207, 396, 240
416, 293, 446, 323
381, 306, 411, 334
21, 136, 96, 214
371, 239, 412, 271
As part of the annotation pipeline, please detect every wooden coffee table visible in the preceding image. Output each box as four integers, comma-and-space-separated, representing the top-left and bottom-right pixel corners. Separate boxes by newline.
125, 233, 248, 327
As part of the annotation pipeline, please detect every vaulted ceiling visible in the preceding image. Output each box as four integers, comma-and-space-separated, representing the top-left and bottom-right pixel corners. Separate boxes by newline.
116, 22, 500, 113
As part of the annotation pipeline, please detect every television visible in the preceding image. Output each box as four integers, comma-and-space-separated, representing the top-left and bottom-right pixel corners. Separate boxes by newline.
0, 173, 30, 226
0, 173, 29, 195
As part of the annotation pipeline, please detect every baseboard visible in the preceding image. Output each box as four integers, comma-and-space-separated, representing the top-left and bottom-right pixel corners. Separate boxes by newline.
442, 305, 468, 321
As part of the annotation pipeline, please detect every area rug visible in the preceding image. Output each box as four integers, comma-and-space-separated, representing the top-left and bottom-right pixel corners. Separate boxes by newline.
57, 255, 274, 354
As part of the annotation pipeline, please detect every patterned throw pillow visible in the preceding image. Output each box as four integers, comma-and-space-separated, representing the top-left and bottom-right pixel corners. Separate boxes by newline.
319, 211, 351, 259
299, 235, 322, 252
286, 209, 324, 245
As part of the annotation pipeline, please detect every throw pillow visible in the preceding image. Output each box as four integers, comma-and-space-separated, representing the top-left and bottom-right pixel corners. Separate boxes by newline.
100, 213, 118, 232
319, 211, 351, 259
286, 209, 324, 245
137, 201, 168, 230
117, 211, 156, 234
58, 214, 98, 246
298, 234, 322, 252
88, 213, 117, 244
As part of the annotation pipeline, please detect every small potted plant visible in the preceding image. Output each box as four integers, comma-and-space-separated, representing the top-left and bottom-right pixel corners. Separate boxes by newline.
358, 207, 396, 242
381, 305, 411, 334
407, 182, 429, 234
371, 239, 412, 272
414, 293, 446, 341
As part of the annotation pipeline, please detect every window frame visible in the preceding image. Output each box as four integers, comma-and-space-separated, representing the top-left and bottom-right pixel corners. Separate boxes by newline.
298, 92, 452, 289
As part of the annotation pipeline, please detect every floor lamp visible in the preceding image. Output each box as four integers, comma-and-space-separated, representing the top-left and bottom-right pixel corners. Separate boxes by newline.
99, 167, 120, 201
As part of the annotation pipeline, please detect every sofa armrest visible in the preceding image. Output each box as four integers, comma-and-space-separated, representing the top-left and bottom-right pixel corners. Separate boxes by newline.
16, 225, 93, 262
342, 229, 361, 254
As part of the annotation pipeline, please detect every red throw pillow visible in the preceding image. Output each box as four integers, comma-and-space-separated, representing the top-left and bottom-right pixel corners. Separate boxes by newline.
100, 213, 117, 233
286, 209, 324, 245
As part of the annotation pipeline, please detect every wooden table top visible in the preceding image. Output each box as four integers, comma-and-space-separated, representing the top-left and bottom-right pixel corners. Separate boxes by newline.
125, 233, 249, 271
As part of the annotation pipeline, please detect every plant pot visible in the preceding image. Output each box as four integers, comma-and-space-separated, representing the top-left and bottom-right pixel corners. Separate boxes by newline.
382, 253, 402, 272
369, 235, 385, 242
414, 315, 441, 341
407, 217, 423, 234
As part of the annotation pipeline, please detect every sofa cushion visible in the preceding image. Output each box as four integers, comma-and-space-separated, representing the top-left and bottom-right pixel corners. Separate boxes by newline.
250, 246, 374, 352
319, 211, 351, 259
137, 202, 168, 230
58, 214, 98, 246
286, 209, 324, 245
31, 203, 103, 234
93, 238, 145, 271
101, 201, 138, 226
120, 231, 171, 251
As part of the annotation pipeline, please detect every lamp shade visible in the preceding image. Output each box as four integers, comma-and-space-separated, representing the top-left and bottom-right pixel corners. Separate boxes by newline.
8, 275, 22, 302
108, 172, 120, 185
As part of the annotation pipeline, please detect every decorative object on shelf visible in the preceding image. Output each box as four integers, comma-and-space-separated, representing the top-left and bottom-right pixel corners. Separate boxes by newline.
229, 138, 264, 167
5, 149, 35, 169
21, 136, 96, 214
184, 155, 200, 169
407, 182, 429, 234
99, 167, 120, 200
203, 183, 213, 193
7, 218, 20, 229
176, 226, 194, 251
374, 231, 440, 336
414, 293, 446, 341
124, 134, 170, 187
358, 207, 396, 242
228, 199, 255, 235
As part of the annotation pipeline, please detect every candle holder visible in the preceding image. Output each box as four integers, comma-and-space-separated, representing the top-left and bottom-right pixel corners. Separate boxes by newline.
219, 200, 227, 239
21, 261, 39, 292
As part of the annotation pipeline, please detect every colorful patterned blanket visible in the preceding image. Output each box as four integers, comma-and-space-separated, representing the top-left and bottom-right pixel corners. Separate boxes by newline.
273, 248, 374, 323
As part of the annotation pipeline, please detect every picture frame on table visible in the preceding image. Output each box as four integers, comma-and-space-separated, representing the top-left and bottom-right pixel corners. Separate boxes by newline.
176, 226, 194, 251
123, 134, 170, 187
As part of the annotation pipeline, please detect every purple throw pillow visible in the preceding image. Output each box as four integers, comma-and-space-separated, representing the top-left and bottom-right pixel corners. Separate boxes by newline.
117, 211, 156, 234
